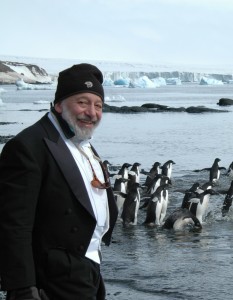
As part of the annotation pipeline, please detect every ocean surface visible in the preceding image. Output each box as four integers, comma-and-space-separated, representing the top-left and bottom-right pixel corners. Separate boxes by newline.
1, 83, 233, 300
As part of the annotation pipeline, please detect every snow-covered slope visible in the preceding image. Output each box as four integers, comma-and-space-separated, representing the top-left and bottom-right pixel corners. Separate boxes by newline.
0, 55, 232, 76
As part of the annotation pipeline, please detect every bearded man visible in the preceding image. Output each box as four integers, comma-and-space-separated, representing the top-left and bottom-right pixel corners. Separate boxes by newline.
0, 64, 118, 300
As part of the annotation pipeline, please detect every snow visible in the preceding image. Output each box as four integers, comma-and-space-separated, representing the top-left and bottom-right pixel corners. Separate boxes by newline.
15, 78, 56, 90
199, 76, 224, 85
1, 55, 233, 76
3, 62, 51, 83
0, 55, 232, 88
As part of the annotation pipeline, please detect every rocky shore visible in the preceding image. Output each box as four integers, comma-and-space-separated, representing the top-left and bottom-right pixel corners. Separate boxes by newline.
103, 100, 231, 113
0, 99, 232, 146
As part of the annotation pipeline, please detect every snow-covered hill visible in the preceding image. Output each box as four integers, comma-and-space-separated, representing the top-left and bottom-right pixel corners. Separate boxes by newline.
0, 55, 232, 76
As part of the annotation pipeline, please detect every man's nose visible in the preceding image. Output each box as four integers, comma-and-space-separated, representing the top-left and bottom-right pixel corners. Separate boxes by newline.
86, 104, 96, 117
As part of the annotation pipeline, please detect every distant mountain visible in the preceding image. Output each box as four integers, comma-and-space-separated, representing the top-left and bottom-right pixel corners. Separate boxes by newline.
0, 55, 232, 84
0, 60, 52, 84
0, 55, 232, 76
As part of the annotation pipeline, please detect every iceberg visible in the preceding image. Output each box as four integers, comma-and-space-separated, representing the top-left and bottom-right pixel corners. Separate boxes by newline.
103, 78, 114, 86
151, 77, 167, 87
105, 95, 126, 102
199, 76, 224, 85
131, 75, 157, 88
166, 78, 182, 85
114, 77, 130, 87
15, 79, 56, 90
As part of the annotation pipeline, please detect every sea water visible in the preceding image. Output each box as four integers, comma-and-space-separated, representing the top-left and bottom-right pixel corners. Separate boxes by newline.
1, 84, 233, 300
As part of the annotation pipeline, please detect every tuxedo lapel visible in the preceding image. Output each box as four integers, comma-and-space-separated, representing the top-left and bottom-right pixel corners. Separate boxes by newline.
42, 121, 95, 219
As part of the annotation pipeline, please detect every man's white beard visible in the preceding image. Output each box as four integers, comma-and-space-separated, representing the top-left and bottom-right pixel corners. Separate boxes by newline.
61, 102, 100, 143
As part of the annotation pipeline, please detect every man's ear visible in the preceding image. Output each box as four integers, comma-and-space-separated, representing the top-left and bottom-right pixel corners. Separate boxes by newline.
54, 102, 62, 113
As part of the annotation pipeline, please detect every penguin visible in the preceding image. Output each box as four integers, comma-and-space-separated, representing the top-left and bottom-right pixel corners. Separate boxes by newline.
121, 182, 141, 226
127, 162, 141, 191
209, 158, 223, 184
146, 174, 170, 194
143, 184, 169, 226
140, 174, 170, 210
113, 177, 129, 214
161, 160, 175, 179
197, 181, 213, 193
102, 160, 114, 178
160, 184, 169, 224
162, 208, 202, 231
142, 161, 161, 187
195, 158, 226, 185
181, 182, 200, 209
187, 189, 218, 223
117, 162, 132, 179
222, 180, 233, 216
114, 162, 132, 192
103, 160, 111, 170
226, 162, 233, 177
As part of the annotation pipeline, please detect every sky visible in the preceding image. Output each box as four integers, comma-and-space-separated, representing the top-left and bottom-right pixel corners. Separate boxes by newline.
1, 0, 233, 68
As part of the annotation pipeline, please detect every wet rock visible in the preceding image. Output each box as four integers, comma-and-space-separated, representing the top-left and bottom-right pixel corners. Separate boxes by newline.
141, 103, 169, 110
186, 106, 228, 113
0, 135, 14, 144
217, 98, 233, 106
0, 122, 17, 125
104, 103, 225, 114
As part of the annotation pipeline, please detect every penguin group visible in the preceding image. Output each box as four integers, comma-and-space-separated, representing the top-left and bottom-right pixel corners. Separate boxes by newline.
105, 158, 233, 231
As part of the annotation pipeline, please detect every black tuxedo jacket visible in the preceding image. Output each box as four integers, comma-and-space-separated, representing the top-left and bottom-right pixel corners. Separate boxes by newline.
0, 113, 118, 291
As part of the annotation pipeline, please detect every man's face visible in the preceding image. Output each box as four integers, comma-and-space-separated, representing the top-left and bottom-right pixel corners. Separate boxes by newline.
55, 92, 103, 141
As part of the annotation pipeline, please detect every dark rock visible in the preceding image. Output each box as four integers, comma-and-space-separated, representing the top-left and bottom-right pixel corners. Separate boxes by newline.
103, 103, 229, 114
141, 103, 169, 110
186, 106, 228, 113
217, 98, 233, 106
0, 122, 17, 125
0, 135, 14, 144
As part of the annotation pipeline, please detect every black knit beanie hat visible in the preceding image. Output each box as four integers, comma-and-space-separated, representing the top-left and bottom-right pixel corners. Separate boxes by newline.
54, 63, 104, 104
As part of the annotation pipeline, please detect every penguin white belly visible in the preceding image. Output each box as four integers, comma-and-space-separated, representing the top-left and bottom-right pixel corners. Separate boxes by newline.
133, 195, 140, 225
196, 196, 210, 223
116, 195, 126, 215
173, 218, 194, 230
155, 199, 163, 225
160, 192, 168, 224
167, 166, 172, 179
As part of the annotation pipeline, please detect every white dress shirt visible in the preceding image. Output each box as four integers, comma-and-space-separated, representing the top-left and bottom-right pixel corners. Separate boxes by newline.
48, 112, 109, 264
